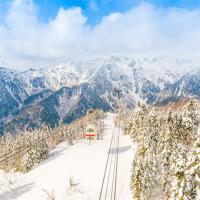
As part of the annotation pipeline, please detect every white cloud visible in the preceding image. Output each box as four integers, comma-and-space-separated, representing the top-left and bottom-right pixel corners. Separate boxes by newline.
0, 0, 200, 69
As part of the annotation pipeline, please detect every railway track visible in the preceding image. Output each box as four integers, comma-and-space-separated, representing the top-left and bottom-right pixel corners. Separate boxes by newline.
99, 118, 120, 200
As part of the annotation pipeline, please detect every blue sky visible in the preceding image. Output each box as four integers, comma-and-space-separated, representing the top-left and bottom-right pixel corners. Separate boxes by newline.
1, 0, 200, 69
1, 0, 200, 25
21, 0, 200, 24
23, 0, 200, 24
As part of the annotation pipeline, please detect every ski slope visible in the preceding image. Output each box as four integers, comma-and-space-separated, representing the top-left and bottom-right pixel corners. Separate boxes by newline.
0, 113, 137, 200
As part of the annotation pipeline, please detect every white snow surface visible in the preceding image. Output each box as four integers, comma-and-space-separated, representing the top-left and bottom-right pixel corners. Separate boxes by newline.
15, 57, 200, 93
0, 113, 136, 200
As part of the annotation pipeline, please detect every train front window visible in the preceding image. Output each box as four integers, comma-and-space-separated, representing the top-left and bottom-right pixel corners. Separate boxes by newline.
88, 128, 94, 132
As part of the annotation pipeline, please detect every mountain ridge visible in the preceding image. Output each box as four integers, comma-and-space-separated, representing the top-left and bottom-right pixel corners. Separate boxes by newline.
1, 57, 200, 134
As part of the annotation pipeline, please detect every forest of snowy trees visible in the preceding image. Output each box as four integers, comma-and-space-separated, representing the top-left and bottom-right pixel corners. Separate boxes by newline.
1, 98, 199, 200
127, 99, 200, 200
0, 110, 104, 173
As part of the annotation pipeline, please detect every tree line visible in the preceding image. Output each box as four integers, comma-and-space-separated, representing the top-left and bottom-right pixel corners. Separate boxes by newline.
126, 99, 200, 200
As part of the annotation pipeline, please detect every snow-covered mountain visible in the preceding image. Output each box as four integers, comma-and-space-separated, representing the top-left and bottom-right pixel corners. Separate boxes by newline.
1, 57, 200, 134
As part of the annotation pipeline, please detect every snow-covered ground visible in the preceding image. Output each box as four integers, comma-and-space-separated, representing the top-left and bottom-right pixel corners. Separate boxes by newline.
0, 113, 136, 200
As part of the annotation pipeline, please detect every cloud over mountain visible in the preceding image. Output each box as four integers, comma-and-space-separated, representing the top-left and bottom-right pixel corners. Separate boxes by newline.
0, 0, 200, 69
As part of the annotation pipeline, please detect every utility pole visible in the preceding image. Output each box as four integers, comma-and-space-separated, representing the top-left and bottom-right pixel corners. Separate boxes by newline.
114, 88, 122, 127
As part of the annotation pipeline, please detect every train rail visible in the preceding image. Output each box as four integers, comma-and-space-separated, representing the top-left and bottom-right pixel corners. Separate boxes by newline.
99, 118, 120, 200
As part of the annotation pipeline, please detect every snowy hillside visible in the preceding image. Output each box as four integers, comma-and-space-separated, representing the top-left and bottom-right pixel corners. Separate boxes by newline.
0, 113, 136, 200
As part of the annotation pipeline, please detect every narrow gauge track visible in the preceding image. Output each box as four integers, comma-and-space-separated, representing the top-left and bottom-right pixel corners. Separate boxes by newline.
99, 119, 120, 200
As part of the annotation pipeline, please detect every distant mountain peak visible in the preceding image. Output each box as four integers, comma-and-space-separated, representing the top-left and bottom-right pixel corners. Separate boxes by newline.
28, 67, 43, 71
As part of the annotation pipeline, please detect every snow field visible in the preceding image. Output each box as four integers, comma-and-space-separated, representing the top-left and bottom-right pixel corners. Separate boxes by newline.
0, 113, 136, 200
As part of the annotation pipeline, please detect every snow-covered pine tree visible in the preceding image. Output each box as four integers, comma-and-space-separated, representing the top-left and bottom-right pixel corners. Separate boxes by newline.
63, 125, 73, 145
129, 103, 148, 143
41, 125, 56, 149
146, 108, 163, 196
167, 100, 200, 200
131, 105, 159, 200
54, 122, 64, 145
184, 130, 200, 199
0, 133, 15, 171
129, 99, 200, 200
20, 130, 48, 172
183, 99, 200, 126
169, 128, 200, 200
160, 110, 178, 197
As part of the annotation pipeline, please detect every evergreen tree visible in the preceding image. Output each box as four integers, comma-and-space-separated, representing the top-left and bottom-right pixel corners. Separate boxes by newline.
129, 100, 200, 200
